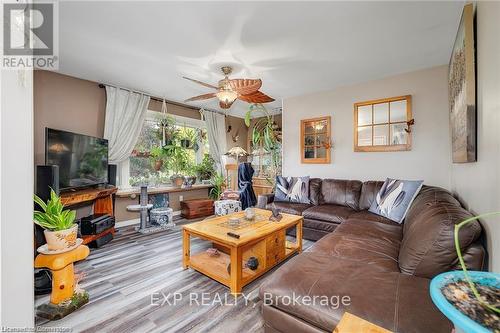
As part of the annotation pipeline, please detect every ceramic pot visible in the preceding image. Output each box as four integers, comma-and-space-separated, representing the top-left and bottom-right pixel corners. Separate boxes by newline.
171, 175, 184, 187
183, 176, 197, 187
43, 224, 78, 251
153, 160, 163, 171
430, 271, 500, 333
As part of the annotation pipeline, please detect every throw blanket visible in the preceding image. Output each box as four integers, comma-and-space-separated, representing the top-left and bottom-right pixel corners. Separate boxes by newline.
238, 163, 256, 210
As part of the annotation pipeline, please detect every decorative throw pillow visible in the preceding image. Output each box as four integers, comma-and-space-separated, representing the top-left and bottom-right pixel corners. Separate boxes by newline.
368, 178, 423, 223
274, 176, 311, 204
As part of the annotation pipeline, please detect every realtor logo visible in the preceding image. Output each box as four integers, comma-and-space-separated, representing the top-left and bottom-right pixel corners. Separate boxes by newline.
2, 2, 58, 69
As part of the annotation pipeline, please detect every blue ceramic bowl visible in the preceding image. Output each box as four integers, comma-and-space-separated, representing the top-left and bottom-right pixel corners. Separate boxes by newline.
430, 271, 500, 333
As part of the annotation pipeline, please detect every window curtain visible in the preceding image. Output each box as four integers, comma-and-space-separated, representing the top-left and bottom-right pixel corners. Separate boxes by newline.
104, 86, 150, 187
202, 109, 227, 174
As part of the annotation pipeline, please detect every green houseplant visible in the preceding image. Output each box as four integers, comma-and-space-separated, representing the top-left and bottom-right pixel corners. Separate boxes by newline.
245, 103, 282, 187
163, 143, 190, 187
34, 190, 78, 251
209, 173, 226, 200
430, 212, 500, 332
149, 146, 165, 171
194, 154, 216, 181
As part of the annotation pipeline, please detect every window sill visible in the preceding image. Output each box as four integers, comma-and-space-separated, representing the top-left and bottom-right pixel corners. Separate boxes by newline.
116, 184, 212, 198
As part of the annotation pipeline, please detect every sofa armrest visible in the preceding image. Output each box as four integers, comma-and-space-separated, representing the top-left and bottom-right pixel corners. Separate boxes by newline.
257, 193, 275, 209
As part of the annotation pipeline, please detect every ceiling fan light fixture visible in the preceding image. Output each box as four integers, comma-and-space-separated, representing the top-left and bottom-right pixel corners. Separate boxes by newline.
216, 89, 238, 104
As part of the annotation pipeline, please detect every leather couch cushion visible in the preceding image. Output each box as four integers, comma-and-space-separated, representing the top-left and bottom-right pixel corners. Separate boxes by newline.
309, 219, 402, 272
349, 210, 395, 225
259, 253, 452, 333
320, 179, 362, 210
302, 204, 355, 223
303, 218, 338, 234
268, 202, 312, 216
399, 187, 482, 278
309, 178, 322, 206
359, 181, 384, 210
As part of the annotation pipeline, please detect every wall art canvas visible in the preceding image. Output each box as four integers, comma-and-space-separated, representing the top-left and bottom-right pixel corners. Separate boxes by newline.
449, 3, 476, 163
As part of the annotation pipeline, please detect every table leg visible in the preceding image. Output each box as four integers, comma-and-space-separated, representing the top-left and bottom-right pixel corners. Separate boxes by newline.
297, 219, 303, 253
229, 246, 242, 295
182, 229, 190, 269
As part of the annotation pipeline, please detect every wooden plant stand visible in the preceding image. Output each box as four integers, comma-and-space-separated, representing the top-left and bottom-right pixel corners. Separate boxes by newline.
34, 245, 90, 320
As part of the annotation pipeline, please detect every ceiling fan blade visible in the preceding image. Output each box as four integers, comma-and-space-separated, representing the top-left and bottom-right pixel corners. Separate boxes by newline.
182, 76, 218, 89
229, 79, 262, 95
219, 100, 235, 109
238, 91, 275, 103
184, 92, 216, 102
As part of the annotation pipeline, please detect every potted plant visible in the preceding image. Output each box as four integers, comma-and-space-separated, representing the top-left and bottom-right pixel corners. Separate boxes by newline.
149, 146, 165, 171
245, 103, 282, 188
33, 190, 78, 251
179, 126, 198, 149
163, 143, 189, 187
156, 114, 178, 146
430, 212, 500, 333
209, 173, 226, 200
194, 154, 216, 182
183, 163, 197, 188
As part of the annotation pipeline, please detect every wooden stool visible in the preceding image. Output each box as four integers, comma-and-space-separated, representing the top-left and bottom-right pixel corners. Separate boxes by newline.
34, 245, 90, 320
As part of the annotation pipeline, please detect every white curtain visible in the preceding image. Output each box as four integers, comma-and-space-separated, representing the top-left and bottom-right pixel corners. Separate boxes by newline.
104, 86, 150, 186
202, 109, 227, 174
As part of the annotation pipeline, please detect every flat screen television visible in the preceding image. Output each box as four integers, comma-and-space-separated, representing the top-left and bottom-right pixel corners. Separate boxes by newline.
45, 128, 109, 190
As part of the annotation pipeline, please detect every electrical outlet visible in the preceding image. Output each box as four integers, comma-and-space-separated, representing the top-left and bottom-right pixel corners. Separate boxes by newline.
179, 195, 184, 202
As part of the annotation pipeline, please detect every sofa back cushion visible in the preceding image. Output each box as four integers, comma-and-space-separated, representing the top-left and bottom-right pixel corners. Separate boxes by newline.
359, 181, 385, 210
398, 186, 483, 278
320, 179, 362, 210
309, 178, 322, 205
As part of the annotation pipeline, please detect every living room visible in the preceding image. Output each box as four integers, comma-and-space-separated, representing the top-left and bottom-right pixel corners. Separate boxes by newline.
1, 1, 499, 332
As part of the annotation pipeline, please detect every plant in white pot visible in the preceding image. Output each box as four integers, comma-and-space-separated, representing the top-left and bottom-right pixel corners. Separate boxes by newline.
34, 190, 78, 251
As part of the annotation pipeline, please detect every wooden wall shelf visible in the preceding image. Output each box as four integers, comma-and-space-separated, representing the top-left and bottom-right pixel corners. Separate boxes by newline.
60, 186, 117, 245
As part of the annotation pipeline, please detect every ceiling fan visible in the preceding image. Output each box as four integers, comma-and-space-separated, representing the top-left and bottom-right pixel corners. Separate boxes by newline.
183, 66, 275, 109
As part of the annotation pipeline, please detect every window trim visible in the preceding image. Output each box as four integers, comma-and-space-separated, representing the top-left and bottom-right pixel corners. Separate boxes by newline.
353, 95, 412, 152
300, 116, 331, 164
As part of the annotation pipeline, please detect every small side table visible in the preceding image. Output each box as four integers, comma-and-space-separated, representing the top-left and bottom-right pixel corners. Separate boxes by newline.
34, 245, 90, 320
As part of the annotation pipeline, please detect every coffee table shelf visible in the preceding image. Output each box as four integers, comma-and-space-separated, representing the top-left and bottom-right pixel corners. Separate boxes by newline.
182, 209, 303, 294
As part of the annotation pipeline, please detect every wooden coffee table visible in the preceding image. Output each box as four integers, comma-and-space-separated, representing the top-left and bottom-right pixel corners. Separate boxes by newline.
182, 208, 303, 294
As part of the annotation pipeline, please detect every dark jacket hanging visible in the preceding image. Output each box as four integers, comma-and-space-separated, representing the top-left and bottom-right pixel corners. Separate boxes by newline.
238, 162, 256, 210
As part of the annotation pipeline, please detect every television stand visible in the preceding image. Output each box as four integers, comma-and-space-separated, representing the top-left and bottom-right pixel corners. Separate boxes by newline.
60, 186, 117, 245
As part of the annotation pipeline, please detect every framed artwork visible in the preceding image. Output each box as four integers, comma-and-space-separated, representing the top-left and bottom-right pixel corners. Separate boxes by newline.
449, 3, 476, 163
300, 116, 331, 164
354, 95, 412, 152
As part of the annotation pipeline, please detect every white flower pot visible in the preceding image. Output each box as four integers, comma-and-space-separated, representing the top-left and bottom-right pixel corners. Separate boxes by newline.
43, 224, 78, 251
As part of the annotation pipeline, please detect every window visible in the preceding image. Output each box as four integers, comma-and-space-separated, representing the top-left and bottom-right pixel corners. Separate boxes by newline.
120, 111, 209, 188
354, 95, 412, 152
300, 116, 331, 164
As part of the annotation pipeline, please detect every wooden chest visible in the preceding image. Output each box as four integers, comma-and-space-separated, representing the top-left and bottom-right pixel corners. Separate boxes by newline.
180, 199, 214, 219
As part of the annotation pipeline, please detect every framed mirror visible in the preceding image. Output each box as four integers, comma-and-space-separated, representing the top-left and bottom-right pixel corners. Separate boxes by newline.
354, 95, 412, 152
300, 116, 331, 164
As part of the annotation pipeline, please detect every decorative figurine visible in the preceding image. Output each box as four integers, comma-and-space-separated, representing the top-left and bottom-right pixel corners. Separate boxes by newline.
270, 206, 283, 222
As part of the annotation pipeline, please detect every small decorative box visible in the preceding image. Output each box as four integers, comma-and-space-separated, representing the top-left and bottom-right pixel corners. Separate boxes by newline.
214, 200, 242, 216
150, 207, 174, 226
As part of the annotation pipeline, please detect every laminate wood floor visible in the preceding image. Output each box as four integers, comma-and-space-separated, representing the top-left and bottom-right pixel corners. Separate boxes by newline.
35, 218, 314, 333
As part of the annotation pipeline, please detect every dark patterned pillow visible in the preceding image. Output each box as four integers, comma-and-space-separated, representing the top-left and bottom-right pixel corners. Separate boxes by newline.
369, 178, 423, 223
274, 176, 310, 204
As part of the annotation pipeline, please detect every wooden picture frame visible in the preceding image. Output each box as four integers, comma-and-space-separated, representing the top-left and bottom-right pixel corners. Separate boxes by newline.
354, 95, 412, 152
300, 116, 331, 164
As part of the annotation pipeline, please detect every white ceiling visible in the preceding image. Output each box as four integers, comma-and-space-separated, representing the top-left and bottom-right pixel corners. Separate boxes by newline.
56, 1, 464, 118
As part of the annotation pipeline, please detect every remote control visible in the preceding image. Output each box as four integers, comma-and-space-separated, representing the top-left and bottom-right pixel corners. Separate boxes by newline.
227, 232, 240, 239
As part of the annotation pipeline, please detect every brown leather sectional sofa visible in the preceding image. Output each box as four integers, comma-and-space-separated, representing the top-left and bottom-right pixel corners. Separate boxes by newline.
257, 179, 485, 333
